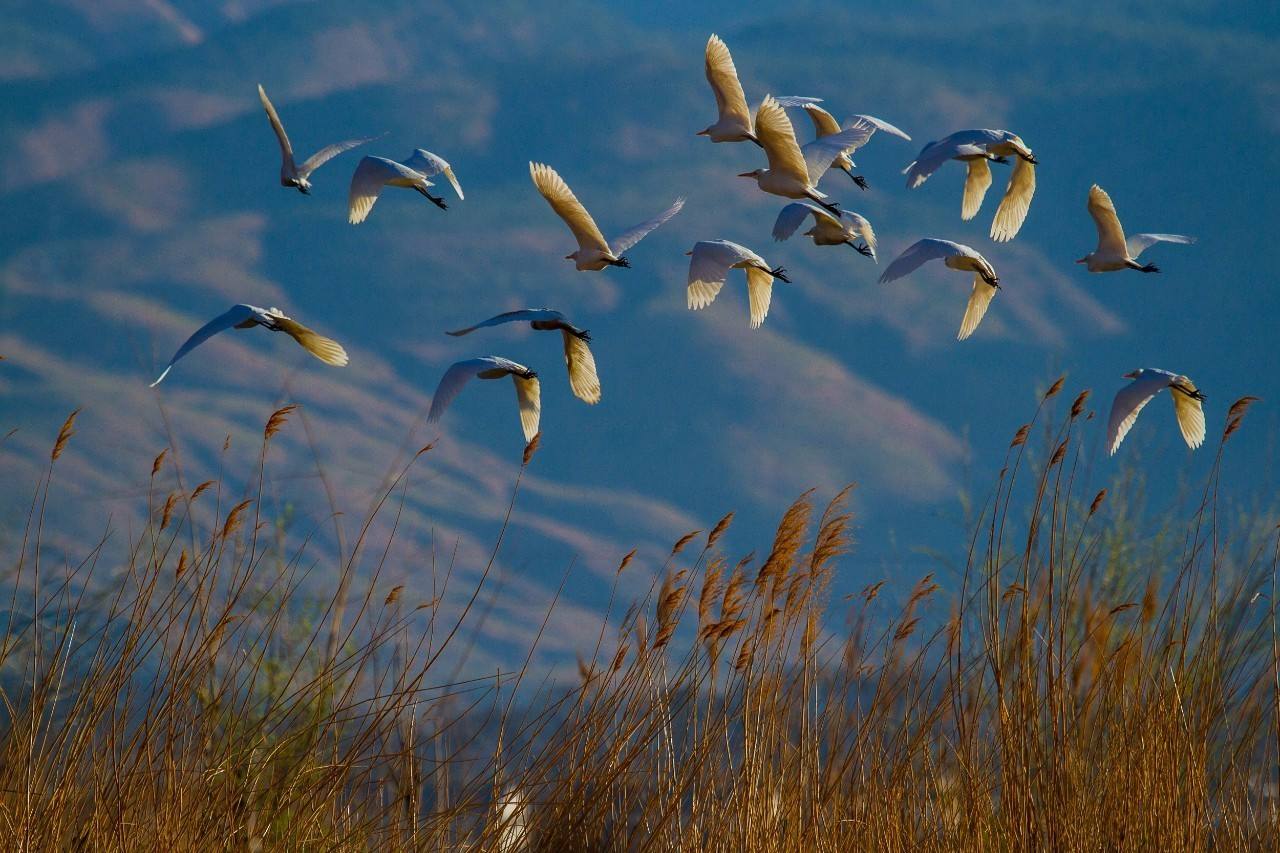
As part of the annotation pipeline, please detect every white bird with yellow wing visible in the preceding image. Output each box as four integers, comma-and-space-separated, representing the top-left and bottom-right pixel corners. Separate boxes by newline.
1077, 185, 1195, 273
686, 240, 790, 329
427, 357, 541, 444
879, 239, 1000, 341
151, 304, 348, 386
447, 309, 600, 405
1106, 368, 1206, 455
529, 162, 683, 271
903, 129, 1037, 241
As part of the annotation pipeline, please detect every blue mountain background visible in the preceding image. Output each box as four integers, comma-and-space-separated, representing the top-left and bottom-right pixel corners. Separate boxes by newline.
1, 0, 1277, 672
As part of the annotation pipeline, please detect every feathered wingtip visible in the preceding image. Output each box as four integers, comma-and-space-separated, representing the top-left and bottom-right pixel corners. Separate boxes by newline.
522, 431, 541, 465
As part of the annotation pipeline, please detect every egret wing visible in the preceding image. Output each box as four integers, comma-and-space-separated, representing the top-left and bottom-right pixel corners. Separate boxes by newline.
151, 304, 259, 386
1126, 233, 1195, 258
772, 202, 824, 241
404, 149, 464, 199
1106, 372, 1173, 455
755, 96, 812, 183
273, 316, 349, 366
878, 239, 959, 284
687, 241, 747, 310
427, 359, 494, 425
961, 158, 992, 221
745, 266, 774, 329
801, 103, 842, 138
990, 156, 1035, 242
349, 156, 426, 224
1170, 383, 1206, 450
803, 120, 874, 183
852, 114, 911, 141
447, 309, 564, 337
1088, 185, 1128, 256
561, 331, 601, 405
841, 210, 877, 257
529, 162, 609, 254
257, 84, 295, 172
512, 374, 541, 443
772, 96, 823, 107
609, 197, 685, 254
297, 135, 379, 180
958, 278, 997, 341
705, 35, 752, 129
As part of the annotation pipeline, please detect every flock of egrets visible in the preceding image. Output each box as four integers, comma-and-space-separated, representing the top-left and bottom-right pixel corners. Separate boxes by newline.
149, 34, 1206, 458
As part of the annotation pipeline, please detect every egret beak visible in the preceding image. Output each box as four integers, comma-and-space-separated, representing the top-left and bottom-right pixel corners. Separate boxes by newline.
1123, 370, 1141, 379
737, 172, 755, 178
564, 254, 575, 260
684, 251, 693, 256
1074, 257, 1087, 264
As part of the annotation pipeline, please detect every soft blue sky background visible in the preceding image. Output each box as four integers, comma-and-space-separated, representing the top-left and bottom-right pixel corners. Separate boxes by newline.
1, 0, 1277, 668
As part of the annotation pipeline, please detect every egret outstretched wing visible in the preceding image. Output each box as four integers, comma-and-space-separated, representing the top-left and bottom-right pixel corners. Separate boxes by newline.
447, 309, 565, 337
561, 333, 600, 405
298, 135, 379, 180
852, 114, 911, 141
512, 374, 541, 443
529, 162, 609, 255
1087, 185, 1129, 257
1126, 233, 1195, 258
258, 85, 295, 172
609, 197, 685, 254
404, 149, 464, 199
958, 280, 998, 341
1171, 383, 1206, 450
801, 119, 875, 182
990, 155, 1035, 241
705, 34, 752, 130
755, 96, 811, 183
961, 158, 992, 221
879, 239, 968, 284
151, 304, 260, 387
801, 104, 843, 138
272, 316, 349, 366
745, 267, 774, 329
771, 202, 830, 241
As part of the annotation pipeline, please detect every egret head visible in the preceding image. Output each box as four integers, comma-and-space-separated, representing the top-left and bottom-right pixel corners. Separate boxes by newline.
295, 179, 312, 195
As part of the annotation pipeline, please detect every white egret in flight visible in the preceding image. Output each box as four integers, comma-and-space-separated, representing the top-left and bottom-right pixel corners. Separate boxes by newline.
1077, 185, 1195, 273
772, 201, 877, 260
151, 304, 348, 386
697, 34, 819, 145
427, 357, 541, 444
796, 103, 911, 189
1106, 368, 1206, 455
529, 162, 684, 271
257, 84, 377, 194
447, 309, 600, 404
686, 240, 789, 329
903, 129, 1037, 241
737, 96, 872, 214
879, 239, 1000, 340
348, 149, 462, 223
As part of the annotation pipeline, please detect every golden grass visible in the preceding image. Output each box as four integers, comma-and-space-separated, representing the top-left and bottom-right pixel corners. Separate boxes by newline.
0, 387, 1276, 850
